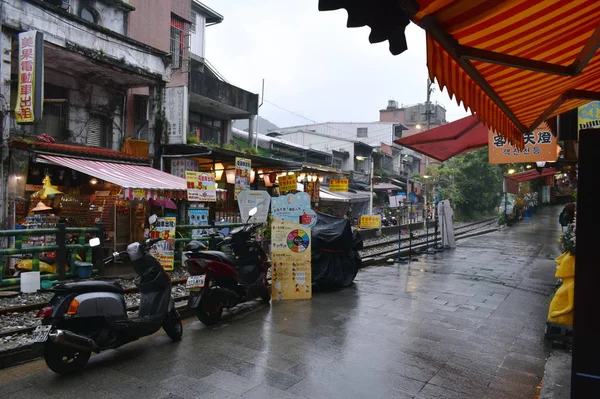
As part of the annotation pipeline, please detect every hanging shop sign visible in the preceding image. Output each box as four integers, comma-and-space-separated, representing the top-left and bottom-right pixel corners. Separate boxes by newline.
171, 159, 199, 178
304, 180, 320, 203
15, 31, 44, 124
488, 125, 559, 164
237, 190, 270, 223
234, 157, 251, 199
278, 174, 297, 192
329, 178, 349, 192
271, 192, 314, 301
186, 171, 216, 202
577, 101, 600, 135
149, 217, 176, 271
360, 215, 381, 229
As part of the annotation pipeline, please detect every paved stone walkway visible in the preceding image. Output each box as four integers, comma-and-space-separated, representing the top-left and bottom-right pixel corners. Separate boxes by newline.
0, 207, 561, 399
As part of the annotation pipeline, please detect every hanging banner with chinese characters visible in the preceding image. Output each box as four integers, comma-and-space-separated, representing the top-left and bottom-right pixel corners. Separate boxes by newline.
488, 125, 559, 164
271, 192, 315, 301
577, 101, 600, 135
304, 180, 320, 203
185, 171, 216, 202
15, 31, 44, 124
234, 157, 251, 199
278, 174, 297, 192
170, 159, 198, 178
329, 178, 349, 192
149, 217, 176, 271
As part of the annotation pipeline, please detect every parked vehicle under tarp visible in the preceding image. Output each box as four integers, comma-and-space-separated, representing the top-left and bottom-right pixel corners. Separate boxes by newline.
311, 212, 363, 287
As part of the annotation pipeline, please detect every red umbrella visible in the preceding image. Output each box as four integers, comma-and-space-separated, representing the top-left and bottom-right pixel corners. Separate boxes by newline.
149, 198, 177, 209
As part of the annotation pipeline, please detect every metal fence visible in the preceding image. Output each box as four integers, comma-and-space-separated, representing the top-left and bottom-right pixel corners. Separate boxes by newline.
0, 223, 104, 287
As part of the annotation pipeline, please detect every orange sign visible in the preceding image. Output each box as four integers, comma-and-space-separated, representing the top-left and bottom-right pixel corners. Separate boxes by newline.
489, 125, 559, 164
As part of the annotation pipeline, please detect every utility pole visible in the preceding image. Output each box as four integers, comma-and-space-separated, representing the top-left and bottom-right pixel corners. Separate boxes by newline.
369, 155, 374, 215
425, 78, 433, 169
255, 79, 264, 150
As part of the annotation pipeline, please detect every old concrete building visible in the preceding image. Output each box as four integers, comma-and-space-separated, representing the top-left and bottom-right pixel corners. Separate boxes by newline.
0, 0, 172, 227
126, 0, 258, 149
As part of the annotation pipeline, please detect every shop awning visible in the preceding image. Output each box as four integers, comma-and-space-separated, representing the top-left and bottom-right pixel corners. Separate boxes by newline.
320, 1, 600, 147
505, 168, 559, 183
395, 116, 488, 162
38, 155, 188, 199
321, 187, 372, 203
297, 183, 349, 202
373, 183, 403, 191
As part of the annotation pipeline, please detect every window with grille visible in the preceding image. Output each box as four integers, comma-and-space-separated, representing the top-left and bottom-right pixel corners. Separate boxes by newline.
332, 158, 343, 169
170, 14, 189, 69
190, 12, 196, 33
356, 127, 368, 138
87, 115, 110, 148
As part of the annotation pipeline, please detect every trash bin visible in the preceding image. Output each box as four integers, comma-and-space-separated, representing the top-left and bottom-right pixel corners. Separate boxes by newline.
76, 263, 93, 279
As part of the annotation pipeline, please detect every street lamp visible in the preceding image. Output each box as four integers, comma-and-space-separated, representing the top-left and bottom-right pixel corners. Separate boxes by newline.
507, 169, 516, 175
415, 124, 422, 130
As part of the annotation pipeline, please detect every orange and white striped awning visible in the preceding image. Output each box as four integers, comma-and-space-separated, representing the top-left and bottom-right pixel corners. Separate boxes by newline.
319, 0, 600, 147
413, 0, 600, 148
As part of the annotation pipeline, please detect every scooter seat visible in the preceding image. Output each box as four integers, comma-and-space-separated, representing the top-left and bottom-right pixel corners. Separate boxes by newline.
55, 280, 124, 294
199, 251, 239, 266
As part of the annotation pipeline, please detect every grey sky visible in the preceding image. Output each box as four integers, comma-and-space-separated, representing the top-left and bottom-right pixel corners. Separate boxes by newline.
201, 1, 470, 127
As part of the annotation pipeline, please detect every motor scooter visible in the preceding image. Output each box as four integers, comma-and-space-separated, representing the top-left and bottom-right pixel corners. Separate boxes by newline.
31, 215, 182, 375
184, 207, 270, 325
390, 216, 398, 226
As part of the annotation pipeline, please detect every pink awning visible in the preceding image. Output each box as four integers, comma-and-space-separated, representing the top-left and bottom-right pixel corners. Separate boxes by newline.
39, 154, 187, 199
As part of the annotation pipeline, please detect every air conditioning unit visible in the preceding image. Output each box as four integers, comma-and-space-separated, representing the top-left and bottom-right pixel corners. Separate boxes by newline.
134, 95, 149, 122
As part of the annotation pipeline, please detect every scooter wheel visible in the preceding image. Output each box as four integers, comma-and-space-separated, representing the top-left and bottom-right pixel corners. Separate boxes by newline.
43, 341, 91, 375
197, 299, 223, 326
163, 310, 183, 342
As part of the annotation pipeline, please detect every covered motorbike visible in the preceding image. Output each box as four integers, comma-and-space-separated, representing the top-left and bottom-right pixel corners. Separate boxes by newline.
311, 212, 363, 287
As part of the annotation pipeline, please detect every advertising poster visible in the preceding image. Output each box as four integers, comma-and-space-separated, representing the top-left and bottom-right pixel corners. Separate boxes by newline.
234, 157, 251, 199
488, 124, 559, 164
578, 101, 600, 134
304, 181, 320, 203
171, 159, 199, 178
271, 219, 312, 301
278, 174, 297, 192
149, 217, 176, 270
329, 178, 349, 192
271, 192, 315, 301
237, 190, 270, 223
189, 208, 209, 239
360, 215, 382, 229
15, 31, 44, 124
185, 171, 216, 202
271, 192, 317, 228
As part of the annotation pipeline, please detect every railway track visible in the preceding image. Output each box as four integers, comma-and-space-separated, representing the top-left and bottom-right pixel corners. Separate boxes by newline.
360, 217, 497, 252
361, 218, 499, 264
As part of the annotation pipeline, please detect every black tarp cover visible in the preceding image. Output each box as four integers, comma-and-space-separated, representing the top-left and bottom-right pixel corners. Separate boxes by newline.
311, 212, 363, 286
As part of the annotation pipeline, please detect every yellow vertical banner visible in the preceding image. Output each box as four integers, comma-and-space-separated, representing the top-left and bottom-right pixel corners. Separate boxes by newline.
271, 219, 312, 301
278, 174, 297, 192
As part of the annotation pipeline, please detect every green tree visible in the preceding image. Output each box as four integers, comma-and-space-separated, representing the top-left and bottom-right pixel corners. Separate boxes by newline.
414, 147, 503, 220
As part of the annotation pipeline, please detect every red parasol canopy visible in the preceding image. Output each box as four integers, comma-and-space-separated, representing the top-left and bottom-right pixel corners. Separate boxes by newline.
395, 116, 488, 162
505, 168, 559, 183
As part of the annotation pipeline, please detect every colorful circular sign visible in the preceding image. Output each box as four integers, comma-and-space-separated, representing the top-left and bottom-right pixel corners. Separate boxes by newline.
287, 229, 310, 253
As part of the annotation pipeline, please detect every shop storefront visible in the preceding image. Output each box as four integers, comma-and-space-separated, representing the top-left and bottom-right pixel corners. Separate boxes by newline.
7, 140, 189, 258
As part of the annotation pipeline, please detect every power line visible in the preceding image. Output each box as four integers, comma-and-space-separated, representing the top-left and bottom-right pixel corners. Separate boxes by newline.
263, 99, 317, 123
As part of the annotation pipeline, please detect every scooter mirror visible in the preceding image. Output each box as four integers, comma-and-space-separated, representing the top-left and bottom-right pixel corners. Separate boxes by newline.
89, 237, 101, 247
149, 214, 158, 225
249, 207, 258, 217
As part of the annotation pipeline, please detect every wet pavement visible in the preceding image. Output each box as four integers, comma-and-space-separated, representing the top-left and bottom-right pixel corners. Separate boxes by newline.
0, 206, 561, 399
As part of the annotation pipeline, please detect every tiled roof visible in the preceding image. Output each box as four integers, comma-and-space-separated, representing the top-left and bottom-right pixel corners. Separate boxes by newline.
9, 140, 149, 163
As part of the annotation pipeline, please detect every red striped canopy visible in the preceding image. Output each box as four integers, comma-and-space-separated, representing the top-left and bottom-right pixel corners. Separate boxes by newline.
39, 155, 188, 200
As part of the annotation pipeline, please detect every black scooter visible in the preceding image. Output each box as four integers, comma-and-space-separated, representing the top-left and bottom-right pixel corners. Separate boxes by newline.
32, 218, 182, 375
